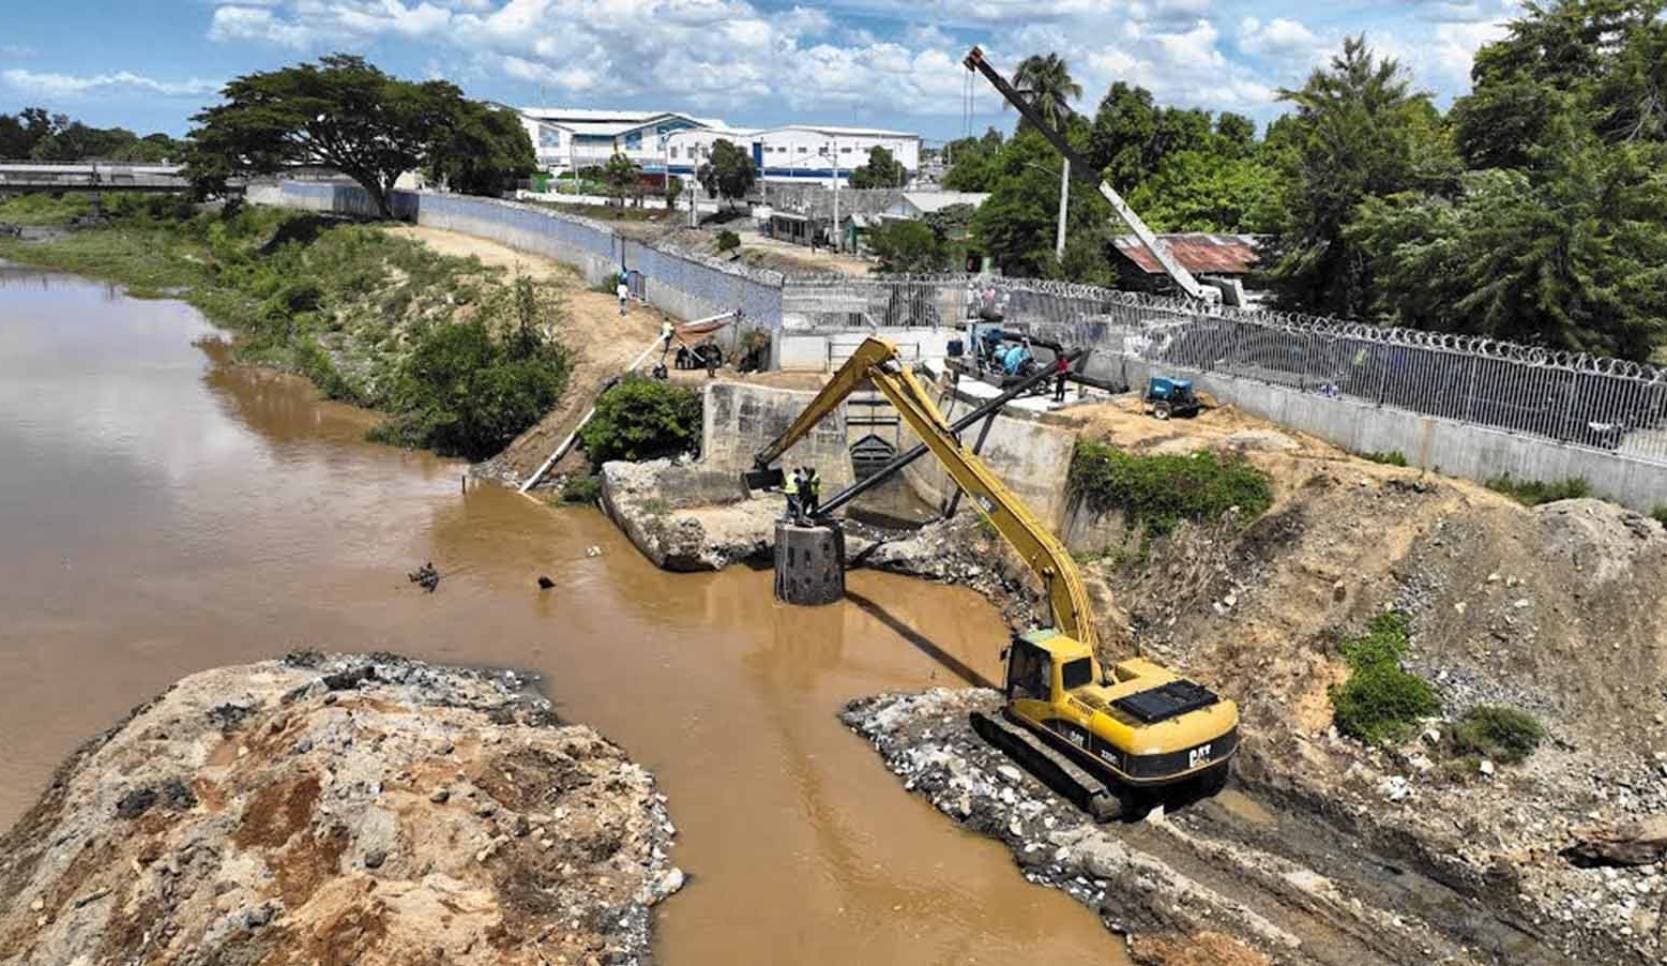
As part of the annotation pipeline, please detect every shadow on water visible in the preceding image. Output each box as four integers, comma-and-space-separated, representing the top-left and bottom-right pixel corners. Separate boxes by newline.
844, 590, 999, 690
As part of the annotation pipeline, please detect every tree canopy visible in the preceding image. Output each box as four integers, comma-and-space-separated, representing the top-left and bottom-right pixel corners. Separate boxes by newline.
187, 54, 531, 217
848, 145, 908, 189
696, 138, 756, 207
0, 108, 185, 162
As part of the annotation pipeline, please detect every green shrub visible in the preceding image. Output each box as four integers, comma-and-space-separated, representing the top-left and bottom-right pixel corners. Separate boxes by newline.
1485, 474, 1590, 505
1652, 505, 1667, 528
1363, 450, 1408, 467
578, 375, 702, 468
1329, 611, 1440, 745
372, 318, 570, 460
715, 230, 741, 253
561, 474, 603, 505
1451, 705, 1545, 764
1068, 440, 1274, 536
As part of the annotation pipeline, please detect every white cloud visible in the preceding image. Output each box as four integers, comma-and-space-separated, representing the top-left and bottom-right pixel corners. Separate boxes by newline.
208, 6, 319, 47
0, 68, 220, 99
1239, 16, 1320, 58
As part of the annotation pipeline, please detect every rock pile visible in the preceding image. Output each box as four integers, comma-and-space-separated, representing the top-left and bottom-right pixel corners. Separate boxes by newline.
0, 653, 678, 965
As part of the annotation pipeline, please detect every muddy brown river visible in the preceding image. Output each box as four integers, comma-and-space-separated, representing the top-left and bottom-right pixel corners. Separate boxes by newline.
0, 264, 1121, 963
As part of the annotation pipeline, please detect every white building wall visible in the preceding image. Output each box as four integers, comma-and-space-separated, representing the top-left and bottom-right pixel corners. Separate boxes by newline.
666, 126, 922, 186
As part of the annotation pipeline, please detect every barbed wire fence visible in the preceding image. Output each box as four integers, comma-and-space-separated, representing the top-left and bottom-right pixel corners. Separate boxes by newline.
781, 274, 1667, 466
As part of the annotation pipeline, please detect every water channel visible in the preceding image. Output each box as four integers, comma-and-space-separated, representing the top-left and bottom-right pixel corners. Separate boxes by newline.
0, 264, 1120, 963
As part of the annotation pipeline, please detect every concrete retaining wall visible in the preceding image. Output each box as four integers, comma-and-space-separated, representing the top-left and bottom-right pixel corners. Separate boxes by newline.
899, 407, 1078, 527
1119, 356, 1667, 512
698, 382, 855, 492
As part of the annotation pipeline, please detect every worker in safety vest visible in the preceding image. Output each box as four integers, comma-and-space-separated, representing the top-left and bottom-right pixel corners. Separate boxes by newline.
783, 468, 803, 523
802, 467, 822, 519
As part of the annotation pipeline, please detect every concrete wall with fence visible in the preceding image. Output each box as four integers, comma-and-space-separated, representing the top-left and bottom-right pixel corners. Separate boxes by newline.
780, 274, 1667, 512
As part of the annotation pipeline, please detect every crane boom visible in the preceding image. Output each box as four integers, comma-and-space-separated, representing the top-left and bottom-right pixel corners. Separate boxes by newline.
962, 46, 1219, 305
751, 337, 1096, 649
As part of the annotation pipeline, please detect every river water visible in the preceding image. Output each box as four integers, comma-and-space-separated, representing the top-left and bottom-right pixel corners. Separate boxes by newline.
0, 264, 1120, 963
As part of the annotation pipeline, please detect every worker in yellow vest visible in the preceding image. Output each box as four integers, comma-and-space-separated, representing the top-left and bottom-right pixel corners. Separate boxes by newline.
782, 468, 802, 524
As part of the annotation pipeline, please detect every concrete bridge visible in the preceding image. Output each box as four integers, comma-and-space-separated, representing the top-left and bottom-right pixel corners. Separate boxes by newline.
0, 162, 202, 194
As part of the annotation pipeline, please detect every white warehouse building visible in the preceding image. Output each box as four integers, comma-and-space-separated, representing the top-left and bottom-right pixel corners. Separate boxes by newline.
515, 107, 722, 175
666, 124, 922, 186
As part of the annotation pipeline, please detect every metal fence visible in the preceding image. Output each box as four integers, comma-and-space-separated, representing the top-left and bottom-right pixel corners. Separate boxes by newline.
781, 274, 1667, 466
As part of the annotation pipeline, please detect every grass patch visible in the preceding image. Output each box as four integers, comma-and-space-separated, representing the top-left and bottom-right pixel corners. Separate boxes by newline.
577, 375, 702, 469
1362, 450, 1408, 467
1068, 440, 1274, 537
560, 474, 603, 505
1485, 474, 1591, 506
1450, 705, 1545, 764
1329, 611, 1440, 745
0, 193, 100, 226
1, 197, 571, 461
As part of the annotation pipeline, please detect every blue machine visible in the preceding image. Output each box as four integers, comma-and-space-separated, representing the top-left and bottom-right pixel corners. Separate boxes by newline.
1144, 376, 1202, 420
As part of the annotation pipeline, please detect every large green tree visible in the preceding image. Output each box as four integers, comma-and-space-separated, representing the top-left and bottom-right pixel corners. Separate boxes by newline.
1263, 36, 1458, 316
848, 145, 908, 189
188, 54, 522, 217
867, 220, 949, 273
1012, 53, 1083, 130
941, 127, 1005, 191
424, 99, 534, 197
696, 138, 756, 207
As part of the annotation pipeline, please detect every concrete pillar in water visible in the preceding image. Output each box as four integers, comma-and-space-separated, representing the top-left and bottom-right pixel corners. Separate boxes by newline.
773, 521, 845, 605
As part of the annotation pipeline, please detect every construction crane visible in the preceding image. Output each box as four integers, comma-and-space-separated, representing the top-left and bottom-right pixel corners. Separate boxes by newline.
962, 46, 1241, 307
749, 337, 1238, 818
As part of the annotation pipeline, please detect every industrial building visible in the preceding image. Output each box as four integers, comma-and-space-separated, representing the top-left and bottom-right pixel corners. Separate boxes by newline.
515, 107, 723, 175
665, 124, 921, 185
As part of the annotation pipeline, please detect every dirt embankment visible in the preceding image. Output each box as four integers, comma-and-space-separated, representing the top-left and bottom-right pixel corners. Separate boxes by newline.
0, 653, 678, 966
850, 398, 1667, 963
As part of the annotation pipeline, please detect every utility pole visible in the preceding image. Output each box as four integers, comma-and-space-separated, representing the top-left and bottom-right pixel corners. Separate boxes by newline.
1055, 157, 1069, 260
830, 138, 840, 253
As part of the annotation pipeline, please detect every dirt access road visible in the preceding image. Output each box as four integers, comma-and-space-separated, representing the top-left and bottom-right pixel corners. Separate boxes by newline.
385, 225, 671, 485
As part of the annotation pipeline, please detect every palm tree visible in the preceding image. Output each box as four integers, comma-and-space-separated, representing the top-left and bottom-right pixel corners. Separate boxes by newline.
1011, 53, 1081, 261
1012, 53, 1082, 131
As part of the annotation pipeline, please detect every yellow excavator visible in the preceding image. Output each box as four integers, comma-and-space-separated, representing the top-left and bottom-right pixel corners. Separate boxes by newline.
750, 337, 1238, 819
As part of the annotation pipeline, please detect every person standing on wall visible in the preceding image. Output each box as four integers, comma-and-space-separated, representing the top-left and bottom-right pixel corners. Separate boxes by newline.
617, 266, 631, 317
783, 468, 803, 524
1053, 354, 1070, 403
801, 467, 822, 519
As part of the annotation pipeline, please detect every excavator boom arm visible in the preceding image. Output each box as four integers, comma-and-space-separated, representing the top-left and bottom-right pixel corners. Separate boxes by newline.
751, 337, 1096, 650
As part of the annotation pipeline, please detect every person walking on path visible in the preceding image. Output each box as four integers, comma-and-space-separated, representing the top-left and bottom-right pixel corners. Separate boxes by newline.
616, 267, 631, 317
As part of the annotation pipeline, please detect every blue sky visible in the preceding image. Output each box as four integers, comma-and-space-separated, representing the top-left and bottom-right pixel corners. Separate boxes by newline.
0, 1, 1525, 141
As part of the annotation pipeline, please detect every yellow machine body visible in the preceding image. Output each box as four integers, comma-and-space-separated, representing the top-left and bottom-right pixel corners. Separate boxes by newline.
752, 336, 1238, 795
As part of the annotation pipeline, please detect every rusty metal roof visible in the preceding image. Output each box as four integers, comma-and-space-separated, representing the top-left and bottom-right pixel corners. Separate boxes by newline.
1111, 233, 1260, 275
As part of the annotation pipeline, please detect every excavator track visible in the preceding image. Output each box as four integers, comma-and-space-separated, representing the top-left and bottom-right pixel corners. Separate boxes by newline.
970, 710, 1123, 822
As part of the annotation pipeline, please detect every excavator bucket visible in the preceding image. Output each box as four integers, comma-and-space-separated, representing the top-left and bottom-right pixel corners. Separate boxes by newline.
742, 466, 784, 494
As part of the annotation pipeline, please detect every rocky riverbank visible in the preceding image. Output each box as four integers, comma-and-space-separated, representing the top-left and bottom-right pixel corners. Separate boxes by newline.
0, 653, 679, 965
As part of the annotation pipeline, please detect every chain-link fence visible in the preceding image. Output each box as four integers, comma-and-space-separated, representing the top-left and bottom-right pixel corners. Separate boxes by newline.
781, 274, 1667, 466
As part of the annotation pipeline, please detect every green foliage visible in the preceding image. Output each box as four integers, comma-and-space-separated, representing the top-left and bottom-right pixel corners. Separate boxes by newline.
0, 106, 186, 162
972, 128, 1112, 278
1068, 440, 1274, 536
188, 54, 523, 216
867, 220, 949, 274
602, 152, 642, 203
941, 127, 1005, 192
1485, 474, 1592, 505
1264, 36, 1459, 317
736, 328, 771, 372
1362, 451, 1408, 466
1127, 151, 1281, 233
1451, 705, 1545, 764
1653, 505, 1667, 528
0, 193, 99, 226
1329, 611, 1440, 745
848, 145, 908, 189
715, 230, 741, 253
577, 376, 702, 468
696, 139, 756, 207
1012, 53, 1083, 131
372, 310, 570, 461
560, 474, 603, 505
665, 176, 684, 208
425, 99, 536, 197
